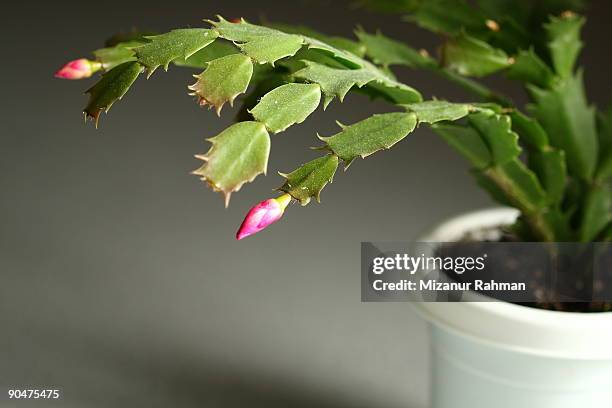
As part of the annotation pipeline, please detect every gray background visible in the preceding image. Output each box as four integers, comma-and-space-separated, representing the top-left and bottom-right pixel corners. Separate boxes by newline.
1, 1, 611, 407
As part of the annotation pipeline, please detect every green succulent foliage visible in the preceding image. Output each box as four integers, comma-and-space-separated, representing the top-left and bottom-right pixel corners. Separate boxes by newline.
596, 107, 612, 181
235, 73, 289, 122
506, 49, 555, 89
433, 123, 492, 170
509, 110, 549, 151
189, 54, 253, 115
135, 29, 218, 75
293, 61, 418, 109
304, 37, 366, 69
174, 41, 240, 68
507, 109, 568, 206
82, 16, 421, 128
84, 61, 143, 123
478, 162, 556, 242
266, 22, 366, 57
94, 36, 239, 71
475, 0, 528, 26
468, 111, 521, 164
361, 78, 422, 105
294, 62, 374, 108
301, 39, 422, 103
545, 13, 584, 78
278, 48, 421, 105
580, 185, 612, 242
442, 33, 512, 77
353, 29, 507, 104
211, 17, 304, 65
601, 223, 612, 241
211, 17, 422, 105
431, 109, 558, 241
93, 32, 156, 70
359, 0, 587, 54
239, 37, 302, 66
280, 47, 348, 71
404, 0, 530, 62
405, 0, 488, 35
528, 71, 598, 180
475, 0, 583, 25
355, 29, 436, 69
63, 9, 610, 244
527, 149, 567, 205
320, 112, 417, 164
478, 160, 548, 214
279, 155, 339, 205
403, 101, 471, 124
192, 121, 270, 207
250, 83, 322, 133
93, 40, 143, 71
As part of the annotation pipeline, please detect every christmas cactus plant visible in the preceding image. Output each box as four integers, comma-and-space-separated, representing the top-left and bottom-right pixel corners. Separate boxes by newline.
56, 0, 610, 242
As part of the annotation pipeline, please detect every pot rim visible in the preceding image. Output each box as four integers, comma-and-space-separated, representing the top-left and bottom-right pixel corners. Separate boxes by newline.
412, 207, 612, 360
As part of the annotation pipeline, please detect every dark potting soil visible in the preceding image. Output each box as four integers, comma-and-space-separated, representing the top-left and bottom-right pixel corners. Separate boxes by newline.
435, 228, 612, 313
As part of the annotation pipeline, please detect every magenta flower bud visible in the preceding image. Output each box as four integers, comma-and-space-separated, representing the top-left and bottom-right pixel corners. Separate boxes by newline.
236, 194, 291, 240
54, 58, 101, 80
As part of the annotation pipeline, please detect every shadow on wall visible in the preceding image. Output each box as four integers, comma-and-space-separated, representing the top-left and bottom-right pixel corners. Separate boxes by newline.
11, 323, 410, 408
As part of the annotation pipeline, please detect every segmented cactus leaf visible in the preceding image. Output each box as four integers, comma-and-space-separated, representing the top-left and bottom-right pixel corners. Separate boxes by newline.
404, 101, 471, 124
250, 83, 321, 133
192, 121, 270, 206
320, 112, 417, 164
189, 54, 253, 114
135, 29, 218, 74
84, 61, 143, 124
279, 155, 339, 205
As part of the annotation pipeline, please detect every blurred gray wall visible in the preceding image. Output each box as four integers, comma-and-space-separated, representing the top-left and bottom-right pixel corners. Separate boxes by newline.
1, 1, 611, 407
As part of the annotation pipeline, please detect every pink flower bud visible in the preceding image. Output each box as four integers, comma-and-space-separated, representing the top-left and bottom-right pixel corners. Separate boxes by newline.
236, 194, 291, 240
54, 58, 101, 80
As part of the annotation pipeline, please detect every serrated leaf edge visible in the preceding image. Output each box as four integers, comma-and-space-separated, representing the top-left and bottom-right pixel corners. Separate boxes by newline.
192, 122, 270, 207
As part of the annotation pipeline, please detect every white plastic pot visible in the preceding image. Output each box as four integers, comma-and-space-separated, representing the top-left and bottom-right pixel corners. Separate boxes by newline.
412, 208, 612, 408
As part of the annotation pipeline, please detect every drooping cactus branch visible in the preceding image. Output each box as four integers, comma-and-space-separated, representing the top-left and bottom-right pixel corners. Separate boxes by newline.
56, 1, 611, 242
